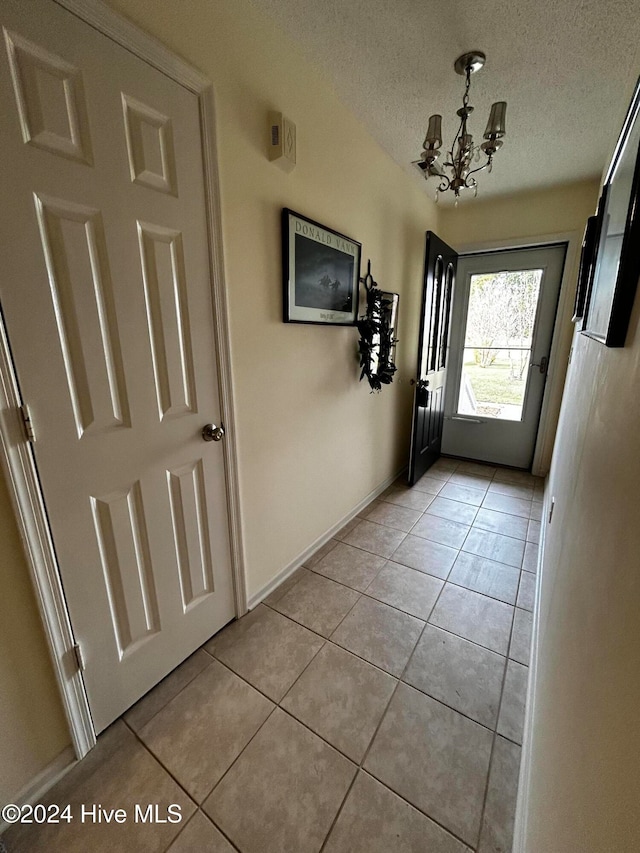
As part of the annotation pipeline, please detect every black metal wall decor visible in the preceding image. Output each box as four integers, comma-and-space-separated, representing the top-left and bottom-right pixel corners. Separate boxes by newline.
357, 260, 399, 392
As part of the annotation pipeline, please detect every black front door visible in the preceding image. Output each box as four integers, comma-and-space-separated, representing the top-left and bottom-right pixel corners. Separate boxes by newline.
408, 232, 458, 485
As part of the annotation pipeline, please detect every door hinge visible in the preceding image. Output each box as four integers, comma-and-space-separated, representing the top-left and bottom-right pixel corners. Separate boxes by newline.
19, 404, 35, 443
73, 643, 86, 672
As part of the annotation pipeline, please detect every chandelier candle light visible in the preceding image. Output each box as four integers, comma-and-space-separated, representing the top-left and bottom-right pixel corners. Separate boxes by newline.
415, 51, 506, 201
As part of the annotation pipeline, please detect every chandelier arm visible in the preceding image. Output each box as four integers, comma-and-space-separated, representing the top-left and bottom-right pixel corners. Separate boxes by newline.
451, 112, 466, 154
464, 156, 494, 183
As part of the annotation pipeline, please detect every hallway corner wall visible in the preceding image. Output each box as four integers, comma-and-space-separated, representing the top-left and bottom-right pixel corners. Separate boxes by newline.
518, 273, 640, 851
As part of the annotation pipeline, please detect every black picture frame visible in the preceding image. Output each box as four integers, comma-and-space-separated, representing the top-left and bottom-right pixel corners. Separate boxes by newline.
572, 211, 600, 326
282, 209, 361, 325
582, 78, 640, 346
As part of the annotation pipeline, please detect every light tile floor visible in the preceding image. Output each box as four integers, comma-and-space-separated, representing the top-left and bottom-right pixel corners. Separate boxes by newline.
3, 458, 540, 853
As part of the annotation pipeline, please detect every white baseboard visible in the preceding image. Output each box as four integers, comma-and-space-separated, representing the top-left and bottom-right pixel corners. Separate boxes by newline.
512, 485, 548, 852
0, 745, 76, 835
248, 468, 406, 610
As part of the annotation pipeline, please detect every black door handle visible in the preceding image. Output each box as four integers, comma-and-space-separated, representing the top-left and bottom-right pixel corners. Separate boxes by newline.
416, 379, 430, 408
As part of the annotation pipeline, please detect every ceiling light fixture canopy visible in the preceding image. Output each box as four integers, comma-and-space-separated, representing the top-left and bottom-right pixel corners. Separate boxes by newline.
414, 51, 507, 201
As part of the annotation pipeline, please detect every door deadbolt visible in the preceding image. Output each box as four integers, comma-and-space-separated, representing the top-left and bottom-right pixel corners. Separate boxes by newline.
202, 423, 225, 442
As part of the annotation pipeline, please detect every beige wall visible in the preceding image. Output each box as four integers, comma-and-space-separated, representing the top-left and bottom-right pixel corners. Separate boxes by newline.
0, 0, 437, 802
439, 180, 599, 248
439, 180, 600, 474
522, 286, 640, 849
0, 473, 70, 803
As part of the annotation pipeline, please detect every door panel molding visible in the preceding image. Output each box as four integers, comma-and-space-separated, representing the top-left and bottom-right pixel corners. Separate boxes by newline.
34, 192, 131, 437
0, 0, 246, 760
408, 232, 458, 485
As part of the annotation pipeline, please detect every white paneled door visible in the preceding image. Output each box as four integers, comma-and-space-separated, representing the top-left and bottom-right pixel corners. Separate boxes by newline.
0, 0, 236, 732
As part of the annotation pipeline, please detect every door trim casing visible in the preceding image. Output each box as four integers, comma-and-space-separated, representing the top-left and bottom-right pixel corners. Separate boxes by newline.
0, 315, 95, 757
0, 0, 247, 760
449, 231, 581, 475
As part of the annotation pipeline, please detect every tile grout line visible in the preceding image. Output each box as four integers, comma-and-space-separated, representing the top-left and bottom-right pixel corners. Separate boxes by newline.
264, 592, 523, 728
315, 682, 408, 850
18, 457, 538, 853
197, 700, 280, 811
311, 563, 439, 620
158, 810, 197, 853
328, 558, 491, 851
516, 570, 526, 611
381, 767, 485, 850
160, 808, 242, 853
123, 650, 217, 735
120, 718, 205, 828
315, 607, 479, 853
354, 767, 477, 852
342, 566, 482, 852
133, 470, 534, 829
127, 651, 332, 850
445, 571, 520, 607
149, 460, 536, 851
418, 618, 512, 657
189, 654, 417, 814
123, 717, 203, 807
426, 503, 480, 526
475, 601, 520, 851
212, 527, 481, 851
257, 600, 412, 682
325, 486, 534, 572
475, 527, 534, 837
316, 582, 443, 853
315, 765, 360, 853
207, 646, 399, 853
391, 461, 536, 849
401, 662, 507, 736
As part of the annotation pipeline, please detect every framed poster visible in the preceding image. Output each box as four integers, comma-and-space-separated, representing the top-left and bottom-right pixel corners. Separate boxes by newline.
282, 209, 361, 325
572, 213, 600, 326
582, 78, 640, 346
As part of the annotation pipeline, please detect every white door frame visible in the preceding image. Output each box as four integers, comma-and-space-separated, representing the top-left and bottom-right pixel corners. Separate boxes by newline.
450, 231, 580, 475
0, 0, 247, 760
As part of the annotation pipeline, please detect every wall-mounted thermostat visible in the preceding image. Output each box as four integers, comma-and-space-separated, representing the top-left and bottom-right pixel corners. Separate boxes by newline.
268, 111, 296, 169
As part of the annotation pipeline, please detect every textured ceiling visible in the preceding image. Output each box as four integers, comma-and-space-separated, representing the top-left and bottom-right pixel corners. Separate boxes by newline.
249, 0, 640, 203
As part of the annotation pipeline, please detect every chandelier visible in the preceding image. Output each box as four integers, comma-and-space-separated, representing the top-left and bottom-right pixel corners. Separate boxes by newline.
414, 51, 507, 201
